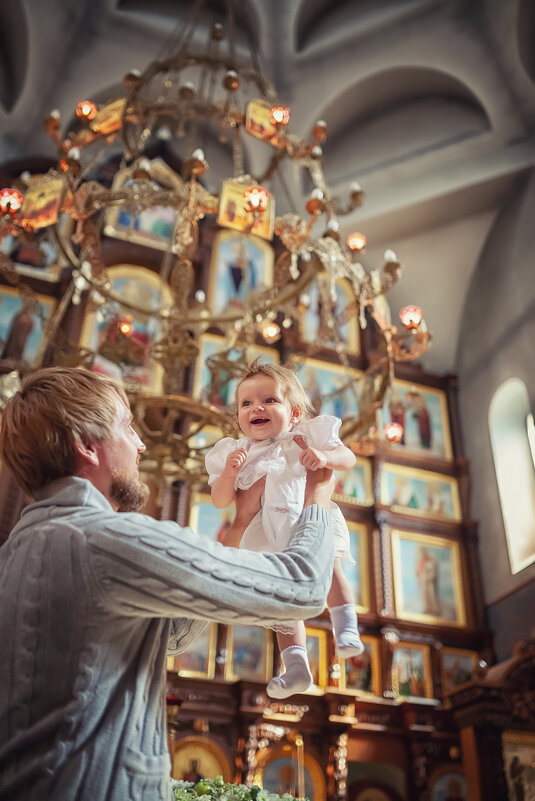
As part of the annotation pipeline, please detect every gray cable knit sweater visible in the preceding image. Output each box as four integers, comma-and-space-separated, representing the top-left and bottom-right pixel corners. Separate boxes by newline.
0, 476, 333, 801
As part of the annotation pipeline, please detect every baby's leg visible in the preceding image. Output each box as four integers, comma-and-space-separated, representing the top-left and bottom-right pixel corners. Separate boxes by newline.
266, 622, 313, 699
328, 557, 364, 657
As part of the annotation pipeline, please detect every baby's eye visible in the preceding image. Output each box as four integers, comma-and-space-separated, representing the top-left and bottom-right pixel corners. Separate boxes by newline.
241, 400, 251, 407
265, 397, 277, 403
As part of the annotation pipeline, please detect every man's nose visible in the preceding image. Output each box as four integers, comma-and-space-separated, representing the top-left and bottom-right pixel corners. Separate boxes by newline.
134, 431, 146, 452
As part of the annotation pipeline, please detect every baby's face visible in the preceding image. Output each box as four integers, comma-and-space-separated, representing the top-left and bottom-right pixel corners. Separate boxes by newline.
237, 375, 297, 441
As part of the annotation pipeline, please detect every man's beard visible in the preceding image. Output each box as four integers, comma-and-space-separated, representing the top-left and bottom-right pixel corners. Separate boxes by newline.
110, 470, 150, 513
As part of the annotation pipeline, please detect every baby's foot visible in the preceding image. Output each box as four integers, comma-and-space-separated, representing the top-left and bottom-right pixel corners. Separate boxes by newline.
335, 631, 365, 658
267, 667, 313, 699
266, 645, 313, 699
330, 603, 365, 657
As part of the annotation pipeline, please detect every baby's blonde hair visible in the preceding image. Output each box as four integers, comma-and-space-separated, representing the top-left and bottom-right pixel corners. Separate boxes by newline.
236, 359, 315, 422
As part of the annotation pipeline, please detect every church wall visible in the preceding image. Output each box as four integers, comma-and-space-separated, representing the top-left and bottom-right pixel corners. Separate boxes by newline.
457, 167, 535, 651
487, 579, 535, 661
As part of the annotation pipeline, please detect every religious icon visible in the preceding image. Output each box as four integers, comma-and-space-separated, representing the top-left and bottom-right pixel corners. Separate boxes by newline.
502, 730, 535, 801
208, 230, 273, 315
441, 648, 478, 694
333, 459, 373, 506
245, 98, 286, 147
217, 178, 274, 240
429, 771, 467, 801
225, 625, 273, 682
380, 380, 453, 460
289, 356, 361, 420
0, 286, 55, 367
299, 274, 359, 355
90, 98, 126, 135
380, 464, 461, 522
254, 747, 326, 801
340, 522, 370, 613
391, 641, 433, 699
20, 177, 64, 230
340, 636, 381, 695
79, 264, 172, 391
392, 529, 466, 627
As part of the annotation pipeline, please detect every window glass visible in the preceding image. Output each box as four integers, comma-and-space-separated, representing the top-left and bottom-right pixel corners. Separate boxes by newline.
489, 378, 535, 573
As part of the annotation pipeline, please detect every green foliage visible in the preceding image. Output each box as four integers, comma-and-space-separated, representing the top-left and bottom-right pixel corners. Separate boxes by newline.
171, 776, 305, 801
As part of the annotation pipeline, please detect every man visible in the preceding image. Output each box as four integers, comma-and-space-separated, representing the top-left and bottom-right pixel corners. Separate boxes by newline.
0, 367, 334, 801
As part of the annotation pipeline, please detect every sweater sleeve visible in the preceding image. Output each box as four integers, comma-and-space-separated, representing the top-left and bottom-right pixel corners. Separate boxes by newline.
167, 617, 208, 655
84, 506, 333, 627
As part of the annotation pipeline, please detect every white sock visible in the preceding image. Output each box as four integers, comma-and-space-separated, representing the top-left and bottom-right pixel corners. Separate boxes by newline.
329, 603, 364, 657
266, 646, 313, 699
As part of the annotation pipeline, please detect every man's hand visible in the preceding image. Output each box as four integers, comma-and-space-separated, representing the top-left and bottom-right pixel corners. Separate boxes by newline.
295, 435, 334, 510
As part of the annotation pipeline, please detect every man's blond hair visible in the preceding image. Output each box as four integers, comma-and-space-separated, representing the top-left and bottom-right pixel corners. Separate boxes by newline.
0, 367, 128, 496
236, 359, 315, 422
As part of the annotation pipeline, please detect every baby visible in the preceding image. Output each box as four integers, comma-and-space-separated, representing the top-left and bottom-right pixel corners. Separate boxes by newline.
206, 359, 364, 698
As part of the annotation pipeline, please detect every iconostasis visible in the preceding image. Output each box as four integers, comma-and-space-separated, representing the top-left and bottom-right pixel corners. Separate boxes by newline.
0, 157, 492, 801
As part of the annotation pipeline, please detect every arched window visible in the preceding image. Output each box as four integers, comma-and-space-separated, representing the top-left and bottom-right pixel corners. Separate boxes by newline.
489, 378, 535, 574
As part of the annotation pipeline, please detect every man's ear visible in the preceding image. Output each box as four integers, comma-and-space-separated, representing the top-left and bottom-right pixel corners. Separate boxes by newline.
73, 435, 99, 467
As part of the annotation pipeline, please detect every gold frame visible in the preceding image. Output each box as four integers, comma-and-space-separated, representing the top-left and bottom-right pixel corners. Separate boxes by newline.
391, 528, 467, 627
339, 635, 381, 696
332, 456, 373, 507
217, 177, 275, 241
79, 263, 173, 392
20, 174, 65, 230
0, 284, 56, 367
103, 158, 182, 250
304, 626, 328, 691
207, 229, 274, 315
245, 98, 286, 147
379, 462, 462, 522
253, 742, 326, 801
343, 521, 370, 614
224, 624, 273, 682
192, 332, 279, 404
188, 490, 235, 543
440, 646, 478, 694
166, 623, 217, 679
391, 640, 433, 700
298, 273, 360, 355
288, 354, 363, 420
379, 377, 453, 460
170, 735, 233, 782
90, 98, 126, 135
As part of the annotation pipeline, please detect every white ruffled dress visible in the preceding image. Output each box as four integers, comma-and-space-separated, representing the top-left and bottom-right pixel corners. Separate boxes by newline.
205, 414, 353, 560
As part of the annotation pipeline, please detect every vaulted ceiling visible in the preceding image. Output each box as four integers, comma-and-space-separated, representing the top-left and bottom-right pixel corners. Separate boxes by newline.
1, 0, 534, 375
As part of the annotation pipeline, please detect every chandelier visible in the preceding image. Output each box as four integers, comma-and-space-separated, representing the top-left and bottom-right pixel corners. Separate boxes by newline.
0, 0, 430, 487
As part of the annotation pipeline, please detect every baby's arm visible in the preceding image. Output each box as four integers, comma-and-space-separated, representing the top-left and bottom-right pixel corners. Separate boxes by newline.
210, 448, 247, 508
294, 434, 356, 472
